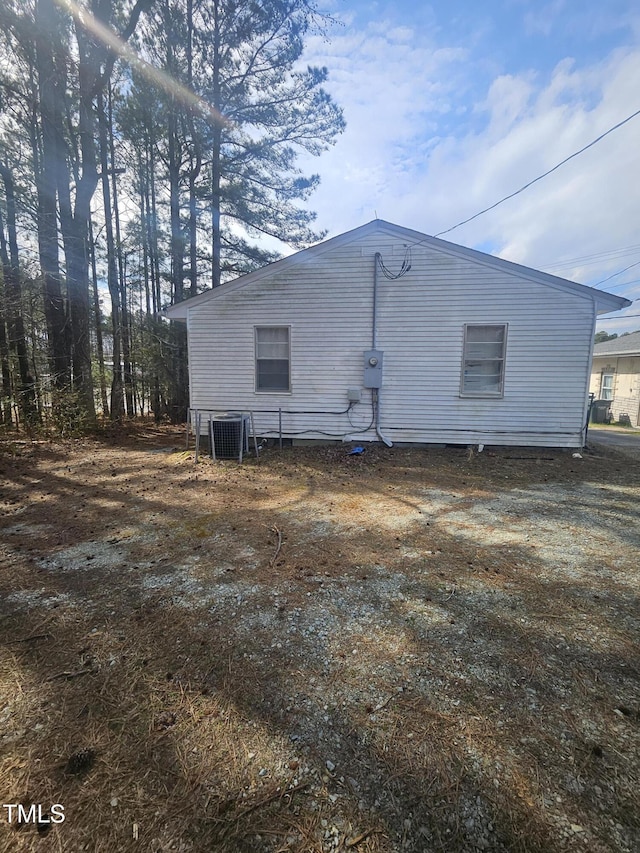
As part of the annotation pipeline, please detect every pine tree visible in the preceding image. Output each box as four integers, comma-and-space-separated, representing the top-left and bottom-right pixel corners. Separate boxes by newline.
199, 0, 345, 286
0, 0, 343, 428
130, 0, 344, 289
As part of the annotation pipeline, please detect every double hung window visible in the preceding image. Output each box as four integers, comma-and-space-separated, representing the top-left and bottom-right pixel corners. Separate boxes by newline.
600, 373, 614, 401
461, 324, 507, 397
255, 326, 290, 392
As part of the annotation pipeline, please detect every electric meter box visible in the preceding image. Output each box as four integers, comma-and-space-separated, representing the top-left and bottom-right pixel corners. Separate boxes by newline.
363, 349, 383, 388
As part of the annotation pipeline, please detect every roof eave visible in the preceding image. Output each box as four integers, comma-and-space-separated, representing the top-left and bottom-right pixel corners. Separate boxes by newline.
594, 297, 633, 315
163, 303, 189, 320
160, 219, 633, 318
162, 220, 389, 317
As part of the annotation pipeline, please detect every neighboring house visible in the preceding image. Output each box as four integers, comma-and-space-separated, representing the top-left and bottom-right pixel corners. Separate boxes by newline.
165, 220, 630, 448
590, 331, 640, 426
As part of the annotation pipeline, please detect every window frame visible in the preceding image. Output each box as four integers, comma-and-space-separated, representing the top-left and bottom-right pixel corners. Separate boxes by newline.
254, 325, 291, 393
600, 372, 614, 401
460, 323, 508, 398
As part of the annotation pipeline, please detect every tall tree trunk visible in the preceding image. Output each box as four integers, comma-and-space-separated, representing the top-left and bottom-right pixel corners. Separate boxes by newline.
0, 305, 13, 427
108, 86, 135, 417
211, 128, 222, 290
34, 0, 71, 392
97, 91, 125, 421
188, 163, 198, 299
65, 22, 101, 423
137, 155, 151, 418
147, 118, 161, 314
211, 0, 222, 289
138, 151, 151, 316
143, 120, 162, 422
120, 270, 135, 416
168, 118, 184, 302
88, 218, 109, 417
166, 4, 188, 423
186, 0, 200, 300
53, 0, 150, 424
0, 163, 37, 426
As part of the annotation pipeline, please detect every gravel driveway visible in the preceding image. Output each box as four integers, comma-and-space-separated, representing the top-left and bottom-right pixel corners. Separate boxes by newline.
1, 429, 638, 853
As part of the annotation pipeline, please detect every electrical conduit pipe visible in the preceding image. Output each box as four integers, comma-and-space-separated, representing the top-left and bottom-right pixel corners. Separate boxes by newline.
373, 252, 393, 447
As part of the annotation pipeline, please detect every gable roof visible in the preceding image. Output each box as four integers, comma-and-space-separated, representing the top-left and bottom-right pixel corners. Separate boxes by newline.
593, 330, 640, 357
164, 220, 632, 319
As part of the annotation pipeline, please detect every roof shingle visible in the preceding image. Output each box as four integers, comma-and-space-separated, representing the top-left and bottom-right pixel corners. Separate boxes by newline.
593, 330, 640, 356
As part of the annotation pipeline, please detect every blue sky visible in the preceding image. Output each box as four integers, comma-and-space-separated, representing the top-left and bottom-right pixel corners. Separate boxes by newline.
294, 0, 640, 333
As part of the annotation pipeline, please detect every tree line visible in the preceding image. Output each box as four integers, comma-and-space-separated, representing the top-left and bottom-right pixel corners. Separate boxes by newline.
594, 331, 639, 344
0, 0, 343, 431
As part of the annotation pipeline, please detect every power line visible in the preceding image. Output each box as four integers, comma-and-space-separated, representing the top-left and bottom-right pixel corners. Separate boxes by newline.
597, 313, 640, 319
594, 278, 640, 292
592, 260, 640, 287
546, 244, 640, 271
433, 107, 640, 238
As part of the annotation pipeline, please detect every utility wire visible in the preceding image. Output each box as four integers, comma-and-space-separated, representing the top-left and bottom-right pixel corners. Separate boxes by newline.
546, 243, 640, 271
591, 260, 640, 287
594, 278, 640, 291
433, 107, 640, 238
377, 247, 412, 279
597, 312, 640, 319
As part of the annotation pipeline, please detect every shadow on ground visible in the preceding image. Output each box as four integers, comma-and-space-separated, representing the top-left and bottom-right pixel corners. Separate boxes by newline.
0, 431, 638, 852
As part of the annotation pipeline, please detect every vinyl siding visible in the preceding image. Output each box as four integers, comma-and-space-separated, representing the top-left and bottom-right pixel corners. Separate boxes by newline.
186, 231, 596, 447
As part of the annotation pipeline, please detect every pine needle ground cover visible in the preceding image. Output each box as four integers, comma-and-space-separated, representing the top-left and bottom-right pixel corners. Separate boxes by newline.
0, 427, 638, 853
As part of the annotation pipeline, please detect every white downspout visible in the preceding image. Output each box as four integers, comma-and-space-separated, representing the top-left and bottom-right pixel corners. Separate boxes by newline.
582, 296, 598, 447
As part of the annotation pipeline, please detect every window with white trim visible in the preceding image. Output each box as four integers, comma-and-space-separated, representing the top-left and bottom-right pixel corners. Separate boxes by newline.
461, 324, 507, 397
255, 326, 290, 392
600, 373, 614, 401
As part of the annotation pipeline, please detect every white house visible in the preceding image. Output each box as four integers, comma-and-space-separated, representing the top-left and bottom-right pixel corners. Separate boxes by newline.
590, 330, 640, 426
165, 220, 630, 449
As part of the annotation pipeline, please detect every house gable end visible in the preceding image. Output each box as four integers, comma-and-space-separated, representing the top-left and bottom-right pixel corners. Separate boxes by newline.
164, 219, 631, 320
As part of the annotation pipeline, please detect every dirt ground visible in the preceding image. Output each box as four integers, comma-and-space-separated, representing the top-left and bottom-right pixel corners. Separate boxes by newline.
0, 425, 638, 853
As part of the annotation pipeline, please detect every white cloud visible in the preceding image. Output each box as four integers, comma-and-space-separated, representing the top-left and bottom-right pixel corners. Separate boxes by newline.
523, 0, 567, 37
298, 17, 640, 332
297, 20, 470, 228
